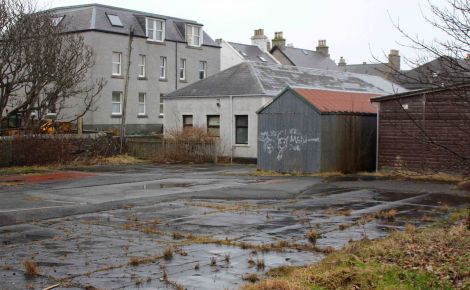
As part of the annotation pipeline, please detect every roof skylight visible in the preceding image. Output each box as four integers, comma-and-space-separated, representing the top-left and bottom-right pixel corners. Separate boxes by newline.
107, 14, 123, 27
240, 51, 248, 57
52, 16, 64, 26
302, 49, 309, 55
258, 56, 267, 62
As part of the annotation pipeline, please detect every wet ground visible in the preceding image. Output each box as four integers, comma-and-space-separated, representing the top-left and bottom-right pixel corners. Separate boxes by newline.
0, 164, 468, 290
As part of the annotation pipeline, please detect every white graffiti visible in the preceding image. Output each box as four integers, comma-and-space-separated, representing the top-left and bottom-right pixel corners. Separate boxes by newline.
259, 128, 320, 160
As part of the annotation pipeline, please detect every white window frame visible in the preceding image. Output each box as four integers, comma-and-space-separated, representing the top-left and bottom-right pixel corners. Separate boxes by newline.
112, 91, 122, 115
138, 93, 146, 116
159, 94, 164, 117
179, 58, 186, 80
112, 52, 122, 76
186, 24, 203, 47
160, 56, 167, 79
199, 61, 207, 80
138, 54, 146, 78
146, 17, 165, 42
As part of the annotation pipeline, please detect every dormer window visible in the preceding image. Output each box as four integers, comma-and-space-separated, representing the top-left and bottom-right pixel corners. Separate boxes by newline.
146, 18, 165, 42
52, 16, 64, 26
186, 24, 203, 47
107, 14, 123, 27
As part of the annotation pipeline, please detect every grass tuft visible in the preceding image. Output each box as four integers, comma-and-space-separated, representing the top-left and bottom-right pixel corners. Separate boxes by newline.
22, 259, 38, 276
306, 229, 319, 244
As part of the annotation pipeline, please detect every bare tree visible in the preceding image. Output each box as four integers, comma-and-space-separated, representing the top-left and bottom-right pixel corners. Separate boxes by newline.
0, 0, 105, 131
376, 0, 470, 173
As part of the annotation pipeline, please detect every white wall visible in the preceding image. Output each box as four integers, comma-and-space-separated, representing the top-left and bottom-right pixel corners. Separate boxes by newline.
164, 95, 272, 159
219, 40, 244, 71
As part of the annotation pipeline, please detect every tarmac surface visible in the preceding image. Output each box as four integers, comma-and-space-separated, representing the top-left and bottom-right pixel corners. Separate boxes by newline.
0, 164, 468, 289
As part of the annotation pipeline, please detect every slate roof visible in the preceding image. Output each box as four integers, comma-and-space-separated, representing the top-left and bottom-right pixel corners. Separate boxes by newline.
271, 46, 339, 71
293, 87, 380, 114
166, 62, 407, 98
48, 4, 219, 47
228, 42, 277, 65
339, 63, 390, 78
394, 56, 470, 90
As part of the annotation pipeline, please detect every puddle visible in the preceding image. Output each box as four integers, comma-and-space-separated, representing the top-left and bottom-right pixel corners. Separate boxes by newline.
141, 182, 192, 190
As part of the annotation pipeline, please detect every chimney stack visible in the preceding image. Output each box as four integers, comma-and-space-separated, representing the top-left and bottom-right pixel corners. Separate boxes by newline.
251, 29, 269, 51
338, 56, 346, 66
272, 31, 286, 49
316, 40, 329, 57
388, 49, 401, 72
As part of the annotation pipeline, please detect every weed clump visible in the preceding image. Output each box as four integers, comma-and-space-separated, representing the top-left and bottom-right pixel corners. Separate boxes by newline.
163, 246, 173, 260
210, 257, 217, 266
306, 229, 319, 244
22, 259, 38, 277
243, 273, 259, 283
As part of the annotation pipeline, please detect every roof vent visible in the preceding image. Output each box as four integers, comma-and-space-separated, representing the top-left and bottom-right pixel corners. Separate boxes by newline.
258, 56, 267, 62
302, 49, 309, 55
240, 51, 248, 57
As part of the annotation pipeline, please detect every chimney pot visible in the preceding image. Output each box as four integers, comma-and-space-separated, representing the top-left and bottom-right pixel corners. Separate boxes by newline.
315, 39, 329, 57
251, 28, 268, 51
338, 56, 346, 66
272, 31, 286, 49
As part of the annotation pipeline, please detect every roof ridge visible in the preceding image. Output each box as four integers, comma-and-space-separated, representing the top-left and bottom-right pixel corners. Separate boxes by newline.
292, 86, 383, 95
248, 63, 268, 95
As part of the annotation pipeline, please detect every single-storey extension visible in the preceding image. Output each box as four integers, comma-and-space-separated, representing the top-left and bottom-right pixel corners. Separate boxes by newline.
163, 62, 405, 160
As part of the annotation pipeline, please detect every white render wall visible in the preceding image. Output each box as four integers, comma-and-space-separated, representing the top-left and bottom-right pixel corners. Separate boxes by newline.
218, 40, 244, 71
164, 95, 272, 159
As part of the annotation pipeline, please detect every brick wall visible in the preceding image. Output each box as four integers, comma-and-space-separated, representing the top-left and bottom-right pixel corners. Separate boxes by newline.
378, 88, 470, 174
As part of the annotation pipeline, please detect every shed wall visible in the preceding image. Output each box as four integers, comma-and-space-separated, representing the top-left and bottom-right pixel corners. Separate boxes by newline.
257, 91, 321, 173
377, 89, 470, 174
320, 114, 377, 172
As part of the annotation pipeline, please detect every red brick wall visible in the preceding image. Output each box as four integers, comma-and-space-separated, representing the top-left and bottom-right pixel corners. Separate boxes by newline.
378, 88, 470, 174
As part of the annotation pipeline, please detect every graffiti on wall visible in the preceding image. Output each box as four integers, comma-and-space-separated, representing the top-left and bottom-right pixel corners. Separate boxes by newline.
259, 128, 320, 160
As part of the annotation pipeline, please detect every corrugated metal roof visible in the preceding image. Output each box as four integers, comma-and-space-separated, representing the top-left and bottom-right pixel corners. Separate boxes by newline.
293, 87, 380, 114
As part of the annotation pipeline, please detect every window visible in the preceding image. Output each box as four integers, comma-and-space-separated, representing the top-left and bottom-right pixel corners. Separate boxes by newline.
199, 61, 207, 80
186, 25, 203, 47
146, 18, 165, 42
179, 58, 186, 80
160, 56, 167, 79
138, 93, 146, 115
107, 14, 123, 27
112, 52, 122, 76
235, 115, 248, 144
112, 91, 122, 115
138, 55, 146, 78
207, 115, 220, 137
182, 115, 193, 130
47, 102, 57, 116
159, 94, 164, 117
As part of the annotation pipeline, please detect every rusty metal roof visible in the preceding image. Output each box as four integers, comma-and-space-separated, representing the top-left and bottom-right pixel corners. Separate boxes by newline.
293, 87, 380, 114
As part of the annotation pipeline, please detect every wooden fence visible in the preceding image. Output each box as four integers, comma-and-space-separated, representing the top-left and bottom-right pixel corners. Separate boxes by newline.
126, 137, 218, 163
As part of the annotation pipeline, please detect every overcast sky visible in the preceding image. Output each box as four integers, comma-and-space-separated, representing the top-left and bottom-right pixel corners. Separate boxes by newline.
38, 0, 450, 69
